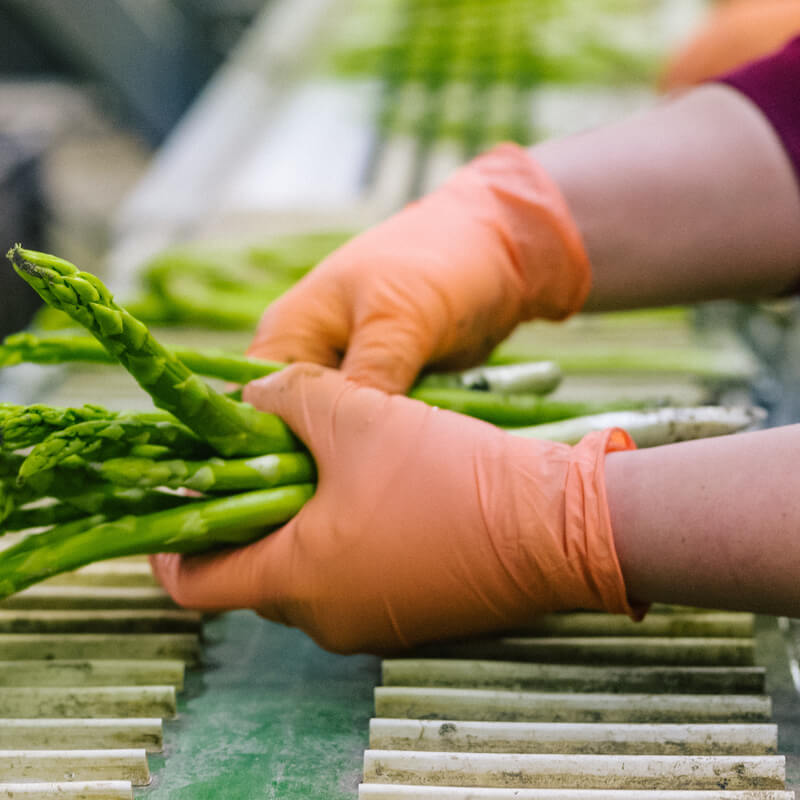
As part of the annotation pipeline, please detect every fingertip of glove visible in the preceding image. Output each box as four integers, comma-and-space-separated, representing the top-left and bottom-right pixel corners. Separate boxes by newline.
601, 427, 638, 454
344, 367, 410, 395
245, 362, 329, 398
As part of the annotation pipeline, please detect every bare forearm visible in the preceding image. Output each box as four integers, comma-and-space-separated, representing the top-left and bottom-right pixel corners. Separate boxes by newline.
606, 425, 800, 616
534, 84, 800, 310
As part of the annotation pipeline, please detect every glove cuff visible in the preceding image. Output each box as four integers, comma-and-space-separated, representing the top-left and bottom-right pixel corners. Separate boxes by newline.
506, 427, 646, 621
575, 427, 649, 620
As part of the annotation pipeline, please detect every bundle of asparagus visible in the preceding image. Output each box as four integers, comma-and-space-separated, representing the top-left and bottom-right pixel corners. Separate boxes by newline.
0, 246, 327, 598
0, 246, 764, 600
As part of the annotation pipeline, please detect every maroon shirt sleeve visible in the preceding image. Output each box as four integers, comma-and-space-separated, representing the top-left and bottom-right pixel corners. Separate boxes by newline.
716, 35, 800, 183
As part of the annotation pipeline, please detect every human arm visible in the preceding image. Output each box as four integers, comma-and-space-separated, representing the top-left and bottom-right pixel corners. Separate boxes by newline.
606, 424, 800, 617
658, 0, 800, 90
535, 82, 800, 310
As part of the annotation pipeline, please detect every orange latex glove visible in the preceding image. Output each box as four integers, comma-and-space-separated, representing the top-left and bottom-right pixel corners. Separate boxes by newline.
248, 143, 591, 394
151, 364, 639, 655
660, 0, 800, 91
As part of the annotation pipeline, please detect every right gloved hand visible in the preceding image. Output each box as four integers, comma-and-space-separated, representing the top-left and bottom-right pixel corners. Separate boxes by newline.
151, 364, 640, 655
248, 143, 591, 394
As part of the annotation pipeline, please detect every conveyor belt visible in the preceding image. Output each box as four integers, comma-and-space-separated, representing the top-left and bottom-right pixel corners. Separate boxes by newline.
0, 555, 194, 800
360, 608, 796, 797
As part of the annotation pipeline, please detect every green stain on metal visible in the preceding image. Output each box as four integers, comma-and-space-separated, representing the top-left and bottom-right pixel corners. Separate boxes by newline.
137, 611, 379, 799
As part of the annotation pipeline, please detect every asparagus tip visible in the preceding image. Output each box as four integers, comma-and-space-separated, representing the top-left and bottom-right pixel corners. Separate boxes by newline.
7, 244, 38, 278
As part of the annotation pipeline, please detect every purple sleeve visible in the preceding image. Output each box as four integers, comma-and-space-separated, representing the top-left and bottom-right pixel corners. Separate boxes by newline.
717, 35, 800, 183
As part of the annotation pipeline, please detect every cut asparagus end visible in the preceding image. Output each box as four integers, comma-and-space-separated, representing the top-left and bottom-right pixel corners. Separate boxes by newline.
509, 405, 767, 447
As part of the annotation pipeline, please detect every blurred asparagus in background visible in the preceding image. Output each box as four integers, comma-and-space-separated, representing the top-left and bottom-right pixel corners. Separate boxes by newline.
33, 231, 352, 331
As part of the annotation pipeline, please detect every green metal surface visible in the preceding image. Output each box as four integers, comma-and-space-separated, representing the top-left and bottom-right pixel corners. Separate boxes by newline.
137, 610, 379, 799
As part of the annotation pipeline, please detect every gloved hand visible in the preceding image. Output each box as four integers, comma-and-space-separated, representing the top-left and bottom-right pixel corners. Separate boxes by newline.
660, 0, 800, 90
248, 143, 591, 394
151, 364, 639, 655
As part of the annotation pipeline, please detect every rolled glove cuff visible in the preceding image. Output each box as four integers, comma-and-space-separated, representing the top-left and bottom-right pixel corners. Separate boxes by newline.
509, 427, 647, 622
454, 142, 593, 321
576, 428, 649, 620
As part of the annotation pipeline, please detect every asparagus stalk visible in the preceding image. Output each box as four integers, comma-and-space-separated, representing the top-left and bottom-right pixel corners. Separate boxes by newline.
0, 454, 34, 521
2, 514, 108, 560
509, 406, 766, 447
0, 331, 637, 427
26, 466, 110, 500
126, 233, 350, 329
2, 502, 86, 531
3, 333, 573, 394
17, 418, 214, 483
0, 484, 315, 598
8, 246, 296, 457
417, 361, 561, 394
166, 347, 283, 384
2, 488, 197, 533
0, 332, 116, 368
488, 344, 757, 382
0, 332, 279, 382
0, 481, 16, 523
407, 387, 648, 427
93, 452, 315, 493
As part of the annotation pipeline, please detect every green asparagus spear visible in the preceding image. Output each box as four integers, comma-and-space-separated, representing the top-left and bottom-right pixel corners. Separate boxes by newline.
93, 451, 315, 493
509, 406, 766, 447
2, 488, 197, 532
0, 481, 16, 523
0, 332, 116, 368
0, 332, 285, 383
407, 387, 649, 427
0, 334, 560, 399
488, 343, 757, 381
4, 467, 109, 513
165, 347, 282, 384
416, 361, 561, 394
2, 514, 108, 560
8, 246, 296, 457
0, 403, 116, 450
17, 417, 214, 483
0, 484, 315, 598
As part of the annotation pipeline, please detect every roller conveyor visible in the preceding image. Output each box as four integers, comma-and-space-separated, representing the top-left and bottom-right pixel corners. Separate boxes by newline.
0, 559, 188, 797
361, 608, 797, 796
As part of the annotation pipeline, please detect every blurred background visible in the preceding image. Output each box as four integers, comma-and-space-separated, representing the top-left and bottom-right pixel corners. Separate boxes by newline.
2, 0, 800, 419
0, 0, 711, 334
0, 0, 266, 335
